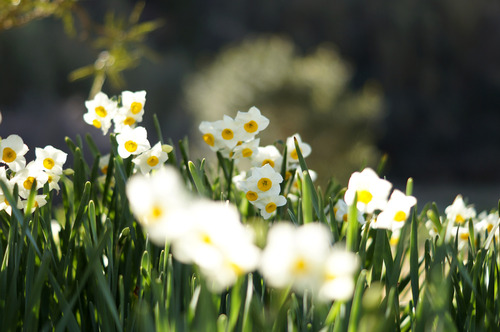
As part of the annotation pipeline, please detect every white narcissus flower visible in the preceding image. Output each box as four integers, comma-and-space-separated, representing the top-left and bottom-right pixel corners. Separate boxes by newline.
373, 189, 417, 231
171, 201, 260, 291
445, 195, 476, 226
21, 194, 47, 213
126, 165, 192, 245
230, 138, 260, 162
253, 194, 287, 219
116, 126, 151, 159
260, 222, 332, 293
318, 248, 359, 302
212, 115, 244, 150
199, 121, 224, 152
332, 199, 365, 225
0, 134, 29, 172
113, 90, 147, 133
11, 161, 49, 199
243, 164, 283, 202
83, 91, 118, 135
234, 106, 270, 141
251, 145, 283, 173
99, 154, 111, 175
344, 168, 392, 214
132, 141, 169, 174
285, 133, 312, 166
35, 145, 67, 175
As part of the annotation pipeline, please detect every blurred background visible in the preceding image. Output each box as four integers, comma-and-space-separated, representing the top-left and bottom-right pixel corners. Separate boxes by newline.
1, 0, 499, 210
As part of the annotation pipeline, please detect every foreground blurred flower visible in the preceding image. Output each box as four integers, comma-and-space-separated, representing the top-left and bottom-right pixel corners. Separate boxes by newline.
116, 126, 151, 159
373, 189, 417, 230
172, 201, 260, 291
260, 222, 332, 293
344, 167, 392, 214
318, 248, 359, 302
0, 134, 29, 172
126, 165, 191, 244
83, 91, 118, 135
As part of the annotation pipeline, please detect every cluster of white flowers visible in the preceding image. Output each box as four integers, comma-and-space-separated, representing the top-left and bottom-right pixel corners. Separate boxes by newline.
0, 114, 67, 214
199, 107, 314, 219
425, 195, 499, 250
126, 165, 359, 300
342, 167, 417, 233
83, 91, 171, 175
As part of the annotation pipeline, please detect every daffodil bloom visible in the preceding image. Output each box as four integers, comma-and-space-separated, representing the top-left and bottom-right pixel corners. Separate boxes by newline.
449, 225, 476, 251
21, 194, 47, 213
241, 164, 283, 204
318, 247, 359, 302
373, 189, 417, 230
344, 167, 392, 214
0, 174, 19, 215
331, 199, 365, 224
99, 154, 111, 175
113, 90, 147, 133
116, 126, 151, 159
230, 138, 260, 163
285, 133, 312, 166
260, 222, 332, 293
0, 134, 29, 172
171, 201, 260, 291
132, 141, 169, 174
253, 194, 287, 219
199, 121, 226, 152
445, 195, 476, 226
475, 211, 499, 247
11, 161, 49, 199
126, 165, 192, 245
251, 145, 283, 172
234, 106, 270, 141
212, 115, 244, 150
35, 145, 67, 175
83, 91, 118, 135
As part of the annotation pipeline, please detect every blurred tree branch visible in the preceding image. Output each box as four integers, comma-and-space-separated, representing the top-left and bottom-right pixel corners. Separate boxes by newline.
0, 0, 163, 98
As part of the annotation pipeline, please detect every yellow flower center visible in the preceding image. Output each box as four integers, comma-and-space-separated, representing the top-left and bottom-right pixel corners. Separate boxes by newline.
265, 202, 277, 213
101, 165, 108, 174
151, 206, 163, 219
202, 233, 212, 244
246, 191, 258, 201
43, 158, 55, 169
257, 178, 272, 192
390, 236, 399, 246
459, 232, 469, 241
261, 159, 275, 168
147, 156, 159, 167
292, 258, 308, 274
203, 133, 215, 147
125, 141, 138, 153
394, 211, 407, 222
285, 171, 292, 181
2, 147, 16, 163
221, 128, 234, 140
23, 176, 35, 190
229, 262, 244, 276
343, 214, 348, 222
123, 117, 136, 126
455, 214, 465, 224
242, 148, 253, 158
130, 102, 143, 114
291, 149, 299, 160
357, 190, 373, 204
244, 120, 258, 133
487, 224, 493, 233
95, 106, 107, 118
